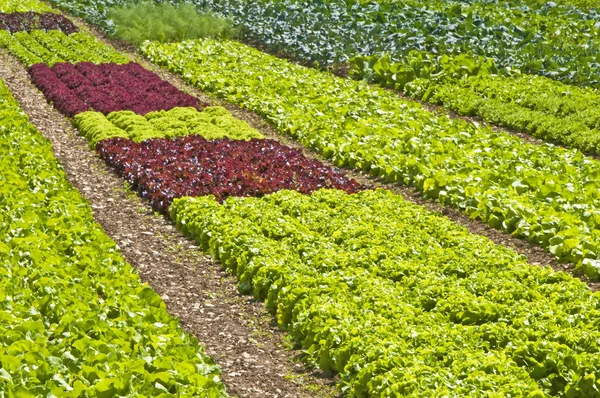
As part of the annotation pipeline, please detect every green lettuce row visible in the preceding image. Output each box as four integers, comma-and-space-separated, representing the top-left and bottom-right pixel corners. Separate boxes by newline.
171, 188, 600, 397
350, 52, 600, 155
497, 0, 600, 9
0, 29, 129, 66
74, 106, 263, 147
0, 0, 55, 13
0, 79, 229, 395
141, 39, 600, 279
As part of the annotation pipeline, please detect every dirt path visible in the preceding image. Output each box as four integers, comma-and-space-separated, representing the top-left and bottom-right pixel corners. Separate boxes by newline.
0, 49, 338, 398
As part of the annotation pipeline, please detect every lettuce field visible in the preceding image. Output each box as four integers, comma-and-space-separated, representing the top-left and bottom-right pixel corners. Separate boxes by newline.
2, 0, 600, 396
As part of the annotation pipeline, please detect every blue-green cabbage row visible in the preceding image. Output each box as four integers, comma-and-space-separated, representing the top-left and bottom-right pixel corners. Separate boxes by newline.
142, 39, 600, 279
47, 0, 600, 86
172, 188, 600, 397
0, 79, 228, 396
195, 0, 600, 86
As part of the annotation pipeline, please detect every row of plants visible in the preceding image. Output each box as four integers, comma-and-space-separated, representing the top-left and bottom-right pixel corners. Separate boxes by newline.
74, 106, 263, 145
0, 11, 78, 33
37, 0, 600, 159
0, 78, 229, 396
107, 2, 236, 45
350, 51, 600, 155
0, 29, 129, 66
97, 136, 362, 212
198, 0, 600, 87
171, 187, 600, 397
48, 0, 600, 86
10, 3, 600, 397
0, 4, 358, 396
0, 0, 55, 13
141, 39, 600, 279
29, 62, 203, 116
509, 0, 599, 8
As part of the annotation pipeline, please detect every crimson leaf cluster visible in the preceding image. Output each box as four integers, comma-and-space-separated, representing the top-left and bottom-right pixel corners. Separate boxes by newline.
28, 61, 204, 116
97, 136, 363, 212
0, 12, 78, 33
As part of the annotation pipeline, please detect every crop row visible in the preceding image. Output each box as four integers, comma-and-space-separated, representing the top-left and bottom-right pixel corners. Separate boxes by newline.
516, 0, 599, 7
75, 106, 264, 145
0, 11, 77, 33
351, 52, 600, 155
29, 62, 203, 116
171, 188, 600, 397
97, 136, 362, 212
39, 0, 600, 158
10, 3, 600, 397
0, 29, 129, 66
142, 39, 600, 279
201, 0, 600, 86
47, 0, 600, 85
0, 7, 361, 217
0, 0, 55, 13
0, 78, 229, 396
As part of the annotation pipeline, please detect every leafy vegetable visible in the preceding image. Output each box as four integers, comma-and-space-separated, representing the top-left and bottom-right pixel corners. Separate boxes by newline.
96, 136, 362, 212
74, 106, 263, 146
29, 62, 203, 116
0, 0, 55, 13
0, 29, 130, 66
171, 188, 600, 397
0, 77, 229, 396
142, 39, 600, 279
0, 11, 78, 33
350, 51, 600, 155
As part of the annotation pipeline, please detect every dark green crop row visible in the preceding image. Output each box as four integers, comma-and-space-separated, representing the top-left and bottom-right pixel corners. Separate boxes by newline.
46, 0, 600, 86
0, 78, 229, 395
198, 0, 600, 86
172, 188, 600, 397
142, 39, 600, 279
350, 51, 600, 155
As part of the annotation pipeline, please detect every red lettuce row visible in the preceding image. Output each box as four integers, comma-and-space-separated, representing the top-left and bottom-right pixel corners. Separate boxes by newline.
0, 12, 78, 34
28, 62, 205, 116
97, 136, 363, 212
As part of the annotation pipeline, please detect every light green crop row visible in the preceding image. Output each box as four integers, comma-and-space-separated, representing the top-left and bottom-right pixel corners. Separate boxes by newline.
171, 188, 600, 397
142, 39, 600, 279
0, 79, 228, 396
0, 0, 55, 12
0, 29, 129, 66
350, 52, 600, 155
74, 106, 263, 146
